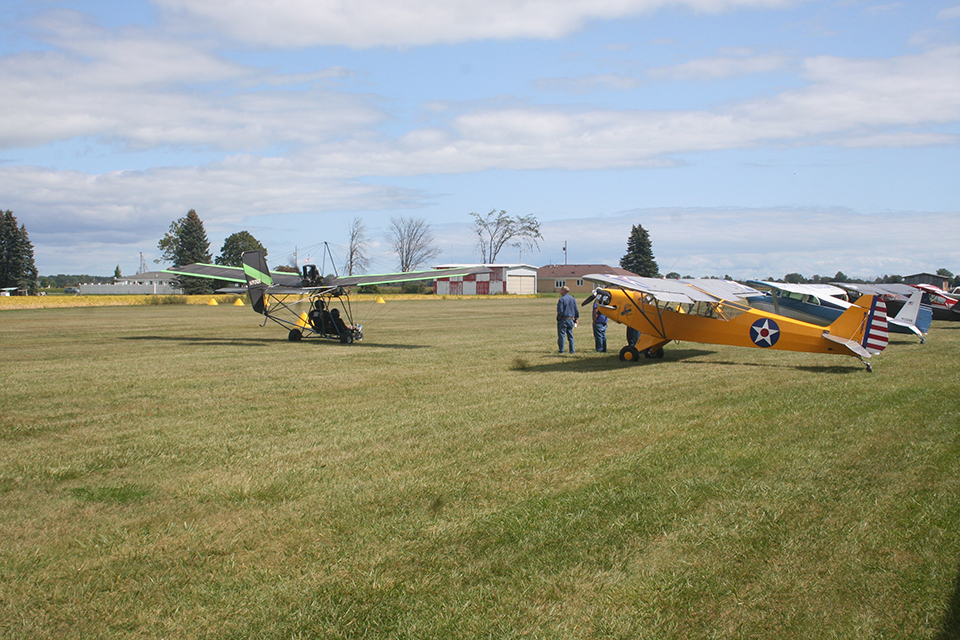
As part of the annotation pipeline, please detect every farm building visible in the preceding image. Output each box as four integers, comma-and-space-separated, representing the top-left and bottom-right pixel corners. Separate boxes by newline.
537, 264, 638, 294
904, 272, 952, 291
79, 271, 183, 295
433, 264, 538, 295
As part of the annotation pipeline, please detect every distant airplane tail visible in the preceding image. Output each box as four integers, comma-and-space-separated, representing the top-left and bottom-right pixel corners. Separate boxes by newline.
241, 251, 272, 315
891, 289, 932, 338
823, 294, 888, 358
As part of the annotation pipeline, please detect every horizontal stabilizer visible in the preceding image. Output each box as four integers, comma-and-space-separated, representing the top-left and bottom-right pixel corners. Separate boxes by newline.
822, 332, 871, 358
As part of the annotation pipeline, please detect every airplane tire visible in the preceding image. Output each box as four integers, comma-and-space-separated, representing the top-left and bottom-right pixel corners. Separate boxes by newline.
619, 345, 640, 362
288, 329, 302, 342
645, 347, 664, 359
340, 333, 353, 344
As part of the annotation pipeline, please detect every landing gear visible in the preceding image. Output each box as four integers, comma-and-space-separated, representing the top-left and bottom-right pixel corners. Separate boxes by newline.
644, 347, 664, 359
619, 345, 640, 362
288, 329, 302, 342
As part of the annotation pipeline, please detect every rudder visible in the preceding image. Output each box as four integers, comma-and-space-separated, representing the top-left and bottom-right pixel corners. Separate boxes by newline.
241, 251, 273, 287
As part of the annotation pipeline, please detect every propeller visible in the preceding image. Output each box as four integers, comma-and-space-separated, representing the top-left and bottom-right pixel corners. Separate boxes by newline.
581, 291, 596, 306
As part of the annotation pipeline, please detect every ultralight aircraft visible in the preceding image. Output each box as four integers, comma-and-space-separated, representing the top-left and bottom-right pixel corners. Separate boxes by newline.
582, 274, 889, 371
165, 249, 490, 343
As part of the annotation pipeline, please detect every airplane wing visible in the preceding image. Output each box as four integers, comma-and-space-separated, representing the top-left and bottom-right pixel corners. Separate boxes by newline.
681, 278, 763, 301
583, 274, 714, 303
166, 261, 492, 291
330, 266, 492, 287
163, 263, 303, 286
584, 274, 761, 304
834, 282, 914, 301
749, 281, 848, 299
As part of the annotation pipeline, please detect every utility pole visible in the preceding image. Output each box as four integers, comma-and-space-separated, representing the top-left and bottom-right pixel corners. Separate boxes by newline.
562, 241, 567, 265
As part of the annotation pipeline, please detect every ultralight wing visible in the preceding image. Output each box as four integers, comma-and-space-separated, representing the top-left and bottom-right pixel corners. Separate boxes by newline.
163, 262, 302, 286
331, 266, 493, 288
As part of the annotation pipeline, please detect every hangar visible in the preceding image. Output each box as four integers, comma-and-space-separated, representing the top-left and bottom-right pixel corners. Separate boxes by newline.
433, 264, 538, 295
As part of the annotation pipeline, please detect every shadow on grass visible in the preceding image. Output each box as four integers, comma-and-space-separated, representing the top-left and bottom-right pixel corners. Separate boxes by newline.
122, 336, 430, 350
511, 348, 715, 373
512, 349, 867, 375
937, 561, 960, 640
123, 336, 276, 346
698, 360, 866, 375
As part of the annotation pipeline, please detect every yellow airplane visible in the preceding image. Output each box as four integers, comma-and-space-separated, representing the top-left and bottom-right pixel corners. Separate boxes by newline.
583, 275, 889, 372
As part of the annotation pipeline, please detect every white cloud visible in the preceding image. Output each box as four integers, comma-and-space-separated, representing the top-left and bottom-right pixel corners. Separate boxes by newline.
533, 73, 644, 93
0, 13, 381, 151
649, 49, 790, 80
937, 5, 960, 20
154, 0, 799, 48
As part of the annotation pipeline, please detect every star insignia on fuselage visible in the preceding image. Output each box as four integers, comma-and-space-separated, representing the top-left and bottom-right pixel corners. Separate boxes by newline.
750, 317, 780, 347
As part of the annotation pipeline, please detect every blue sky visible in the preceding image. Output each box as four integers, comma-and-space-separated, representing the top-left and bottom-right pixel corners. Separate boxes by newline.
1, 0, 958, 279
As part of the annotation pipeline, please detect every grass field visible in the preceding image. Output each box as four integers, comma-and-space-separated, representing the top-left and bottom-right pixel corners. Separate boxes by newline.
1, 297, 959, 639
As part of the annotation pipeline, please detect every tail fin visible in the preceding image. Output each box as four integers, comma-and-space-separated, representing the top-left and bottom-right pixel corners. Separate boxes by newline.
862, 297, 889, 354
890, 290, 931, 337
241, 251, 271, 315
824, 294, 888, 356
241, 251, 273, 287
247, 284, 267, 315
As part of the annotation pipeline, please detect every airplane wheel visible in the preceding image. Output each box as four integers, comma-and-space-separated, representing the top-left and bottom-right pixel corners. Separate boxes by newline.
645, 347, 664, 359
619, 346, 640, 362
288, 329, 302, 342
340, 333, 353, 344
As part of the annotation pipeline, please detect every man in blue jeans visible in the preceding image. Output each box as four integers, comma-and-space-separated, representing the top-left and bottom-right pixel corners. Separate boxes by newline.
556, 286, 579, 353
592, 298, 608, 352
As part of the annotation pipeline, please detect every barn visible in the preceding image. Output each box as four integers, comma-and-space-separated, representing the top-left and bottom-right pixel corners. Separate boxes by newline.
433, 264, 538, 295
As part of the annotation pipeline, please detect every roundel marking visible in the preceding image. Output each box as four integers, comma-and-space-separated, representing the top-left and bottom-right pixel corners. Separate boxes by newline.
750, 317, 780, 347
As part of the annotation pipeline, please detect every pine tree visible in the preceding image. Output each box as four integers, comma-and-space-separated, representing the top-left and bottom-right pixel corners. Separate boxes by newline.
0, 210, 39, 294
619, 224, 659, 277
158, 209, 213, 294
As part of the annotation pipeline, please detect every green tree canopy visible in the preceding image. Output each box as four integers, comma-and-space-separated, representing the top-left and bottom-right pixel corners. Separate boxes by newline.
216, 231, 267, 267
0, 210, 39, 294
158, 209, 213, 294
619, 224, 659, 277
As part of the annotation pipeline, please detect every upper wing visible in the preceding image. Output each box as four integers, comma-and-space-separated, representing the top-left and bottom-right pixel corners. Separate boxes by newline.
749, 281, 848, 299
330, 266, 492, 288
584, 274, 763, 305
681, 278, 763, 301
582, 274, 719, 304
167, 260, 492, 290
163, 263, 303, 286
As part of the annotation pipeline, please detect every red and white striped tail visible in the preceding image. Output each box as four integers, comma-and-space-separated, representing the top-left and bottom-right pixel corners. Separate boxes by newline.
863, 298, 889, 355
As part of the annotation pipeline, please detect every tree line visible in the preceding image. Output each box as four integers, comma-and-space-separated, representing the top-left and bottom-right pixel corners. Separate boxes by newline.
158, 208, 547, 293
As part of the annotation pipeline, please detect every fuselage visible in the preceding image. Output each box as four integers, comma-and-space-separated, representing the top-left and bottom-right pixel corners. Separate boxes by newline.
598, 288, 875, 356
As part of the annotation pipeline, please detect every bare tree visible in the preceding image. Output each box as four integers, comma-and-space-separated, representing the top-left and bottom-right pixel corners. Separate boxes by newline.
471, 209, 542, 263
343, 217, 371, 275
385, 215, 441, 272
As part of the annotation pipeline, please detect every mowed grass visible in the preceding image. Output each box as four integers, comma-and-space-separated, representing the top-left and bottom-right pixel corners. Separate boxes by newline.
1, 298, 959, 639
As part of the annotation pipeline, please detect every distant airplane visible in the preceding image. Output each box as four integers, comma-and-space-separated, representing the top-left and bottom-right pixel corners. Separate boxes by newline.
838, 282, 959, 322
165, 249, 490, 343
583, 274, 889, 371
747, 281, 931, 343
